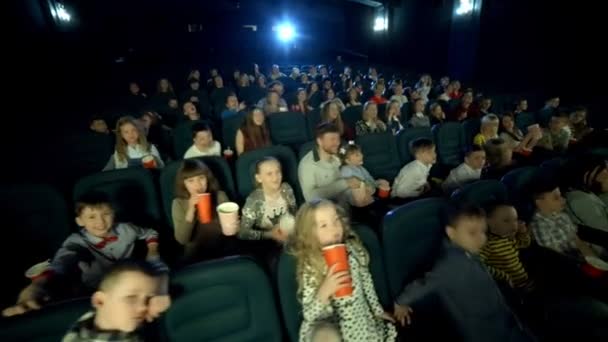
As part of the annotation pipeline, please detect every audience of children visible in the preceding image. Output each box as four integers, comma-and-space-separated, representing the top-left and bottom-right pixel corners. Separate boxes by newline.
183, 122, 221, 159
235, 107, 271, 156
473, 114, 500, 146
385, 100, 404, 134
392, 138, 436, 200
103, 116, 164, 171
171, 159, 231, 261
62, 261, 170, 341
442, 145, 486, 194
408, 98, 430, 128
394, 205, 534, 342
289, 199, 398, 342
355, 101, 387, 136
3, 192, 165, 317
239, 157, 296, 242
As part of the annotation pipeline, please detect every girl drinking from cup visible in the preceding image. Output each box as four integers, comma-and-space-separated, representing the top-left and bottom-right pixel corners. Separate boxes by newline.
172, 159, 230, 261
239, 157, 297, 242
103, 116, 165, 171
289, 199, 397, 342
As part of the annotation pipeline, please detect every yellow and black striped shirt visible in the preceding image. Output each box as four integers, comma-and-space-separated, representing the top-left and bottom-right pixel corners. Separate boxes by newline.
480, 231, 534, 290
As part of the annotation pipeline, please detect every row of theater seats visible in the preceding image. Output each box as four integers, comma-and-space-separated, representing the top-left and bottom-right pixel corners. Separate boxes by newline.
3, 192, 606, 341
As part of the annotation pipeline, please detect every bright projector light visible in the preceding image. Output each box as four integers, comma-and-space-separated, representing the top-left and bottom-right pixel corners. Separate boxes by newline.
56, 4, 71, 22
373, 17, 387, 31
276, 23, 295, 42
456, 0, 474, 15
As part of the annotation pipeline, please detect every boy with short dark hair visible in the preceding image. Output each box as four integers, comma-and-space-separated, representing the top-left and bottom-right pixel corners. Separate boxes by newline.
442, 145, 486, 194
2, 192, 164, 317
393, 206, 533, 342
537, 111, 571, 152
480, 202, 535, 292
391, 138, 436, 199
62, 261, 170, 341
183, 122, 221, 159
530, 180, 600, 260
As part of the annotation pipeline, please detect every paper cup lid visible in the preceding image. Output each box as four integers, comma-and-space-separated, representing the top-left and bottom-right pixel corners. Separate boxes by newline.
322, 243, 346, 250
217, 202, 239, 212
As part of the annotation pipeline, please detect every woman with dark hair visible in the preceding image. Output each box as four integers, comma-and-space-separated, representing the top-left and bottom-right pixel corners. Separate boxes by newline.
321, 100, 355, 141
172, 159, 230, 261
235, 107, 271, 155
307, 81, 322, 108
565, 157, 608, 232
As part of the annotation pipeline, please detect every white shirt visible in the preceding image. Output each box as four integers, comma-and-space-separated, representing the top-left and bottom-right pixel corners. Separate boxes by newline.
391, 160, 432, 198
184, 141, 221, 159
442, 163, 481, 194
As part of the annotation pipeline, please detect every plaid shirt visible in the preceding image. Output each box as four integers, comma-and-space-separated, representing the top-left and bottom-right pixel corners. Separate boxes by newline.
62, 311, 142, 342
530, 211, 578, 255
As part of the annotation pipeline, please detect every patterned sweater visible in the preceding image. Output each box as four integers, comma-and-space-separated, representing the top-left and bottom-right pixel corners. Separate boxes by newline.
298, 239, 397, 342
238, 183, 297, 240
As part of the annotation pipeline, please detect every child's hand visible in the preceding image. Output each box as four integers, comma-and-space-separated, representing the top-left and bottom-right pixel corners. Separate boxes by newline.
316, 264, 351, 305
393, 303, 413, 326
347, 177, 362, 189
146, 295, 171, 322
270, 227, 288, 243
188, 194, 204, 209
517, 221, 528, 234
2, 283, 48, 317
378, 311, 396, 324
376, 179, 390, 188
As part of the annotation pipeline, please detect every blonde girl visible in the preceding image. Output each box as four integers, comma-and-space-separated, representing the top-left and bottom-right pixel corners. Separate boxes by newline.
289, 199, 397, 342
103, 116, 164, 170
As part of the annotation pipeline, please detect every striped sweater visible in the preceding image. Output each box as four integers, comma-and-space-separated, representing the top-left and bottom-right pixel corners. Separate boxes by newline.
480, 231, 534, 291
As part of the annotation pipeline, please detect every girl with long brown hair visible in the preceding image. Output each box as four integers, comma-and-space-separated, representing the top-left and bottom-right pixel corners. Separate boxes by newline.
321, 101, 354, 141
103, 116, 164, 170
235, 107, 271, 156
172, 159, 230, 260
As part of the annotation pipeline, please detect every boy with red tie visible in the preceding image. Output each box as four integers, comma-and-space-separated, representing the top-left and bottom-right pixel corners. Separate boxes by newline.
2, 191, 165, 317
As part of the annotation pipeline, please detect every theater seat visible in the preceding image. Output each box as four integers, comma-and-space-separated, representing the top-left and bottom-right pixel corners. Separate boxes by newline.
501, 167, 539, 221
432, 122, 465, 168
515, 112, 536, 133
356, 132, 402, 180
341, 105, 363, 129
0, 185, 72, 308
382, 198, 448, 298
462, 118, 480, 145
0, 297, 90, 342
73, 168, 161, 228
160, 157, 238, 228
277, 225, 391, 342
221, 112, 244, 149
267, 112, 309, 147
450, 180, 508, 208
396, 127, 433, 164
298, 141, 315, 161
163, 257, 282, 342
235, 146, 302, 203
305, 109, 322, 140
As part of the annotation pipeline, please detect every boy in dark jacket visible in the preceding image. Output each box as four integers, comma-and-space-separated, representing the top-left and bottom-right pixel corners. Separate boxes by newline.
393, 206, 534, 342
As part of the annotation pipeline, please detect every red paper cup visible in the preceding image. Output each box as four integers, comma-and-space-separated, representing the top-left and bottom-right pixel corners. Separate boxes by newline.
142, 155, 157, 169
25, 260, 51, 281
223, 149, 234, 160
582, 263, 604, 279
217, 202, 240, 236
322, 244, 353, 297
377, 187, 390, 199
196, 193, 213, 224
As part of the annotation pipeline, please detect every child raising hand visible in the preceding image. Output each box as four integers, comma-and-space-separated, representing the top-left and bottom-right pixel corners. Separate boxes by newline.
289, 199, 397, 342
